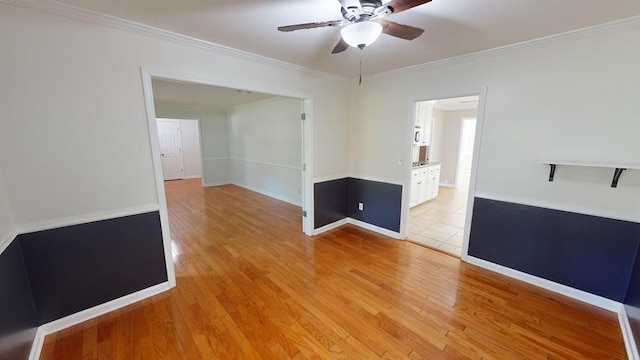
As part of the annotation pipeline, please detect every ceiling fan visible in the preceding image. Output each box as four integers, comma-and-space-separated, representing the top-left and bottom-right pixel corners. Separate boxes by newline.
278, 0, 431, 53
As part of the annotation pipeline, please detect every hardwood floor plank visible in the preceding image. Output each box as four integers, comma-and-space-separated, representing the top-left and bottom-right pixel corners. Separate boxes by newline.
39, 332, 57, 360
39, 179, 627, 359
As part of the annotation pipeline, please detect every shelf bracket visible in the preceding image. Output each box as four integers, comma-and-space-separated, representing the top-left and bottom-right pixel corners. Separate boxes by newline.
548, 164, 556, 182
611, 168, 626, 188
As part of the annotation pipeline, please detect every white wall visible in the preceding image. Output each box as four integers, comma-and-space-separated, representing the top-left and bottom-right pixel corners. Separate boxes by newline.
352, 19, 640, 221
179, 120, 202, 179
0, 4, 349, 225
430, 108, 444, 164
155, 103, 229, 185
228, 97, 303, 205
433, 109, 477, 186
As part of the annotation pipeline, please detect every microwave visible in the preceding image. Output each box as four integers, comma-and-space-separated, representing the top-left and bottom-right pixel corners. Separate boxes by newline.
414, 127, 422, 144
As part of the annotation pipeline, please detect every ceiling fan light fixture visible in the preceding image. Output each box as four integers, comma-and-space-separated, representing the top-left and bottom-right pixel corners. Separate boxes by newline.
340, 21, 383, 49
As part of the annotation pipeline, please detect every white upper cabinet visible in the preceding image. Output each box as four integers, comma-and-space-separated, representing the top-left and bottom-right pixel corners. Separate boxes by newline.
414, 101, 435, 146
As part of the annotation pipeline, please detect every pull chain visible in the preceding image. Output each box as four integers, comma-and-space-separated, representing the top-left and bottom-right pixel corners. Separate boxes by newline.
359, 48, 363, 85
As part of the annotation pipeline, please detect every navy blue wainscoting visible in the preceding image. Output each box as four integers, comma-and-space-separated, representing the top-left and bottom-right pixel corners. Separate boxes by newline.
19, 212, 168, 324
347, 178, 402, 233
624, 252, 640, 352
314, 178, 348, 229
314, 178, 403, 233
468, 197, 640, 302
0, 240, 39, 360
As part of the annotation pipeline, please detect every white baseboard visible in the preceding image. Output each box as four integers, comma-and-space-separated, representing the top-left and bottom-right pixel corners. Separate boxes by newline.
28, 281, 173, 360
466, 256, 621, 312
313, 218, 349, 235
18, 204, 161, 235
619, 305, 640, 360
312, 217, 402, 240
347, 218, 402, 239
232, 183, 302, 207
202, 181, 233, 187
183, 175, 202, 180
203, 181, 232, 187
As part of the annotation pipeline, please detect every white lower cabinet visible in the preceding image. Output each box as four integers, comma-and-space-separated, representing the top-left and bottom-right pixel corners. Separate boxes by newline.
410, 164, 440, 207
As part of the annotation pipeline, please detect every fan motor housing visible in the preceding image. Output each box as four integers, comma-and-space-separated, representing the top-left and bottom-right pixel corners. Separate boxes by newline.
341, 0, 393, 22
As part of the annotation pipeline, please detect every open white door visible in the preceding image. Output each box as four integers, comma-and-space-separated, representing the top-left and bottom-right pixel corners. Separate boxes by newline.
156, 119, 184, 180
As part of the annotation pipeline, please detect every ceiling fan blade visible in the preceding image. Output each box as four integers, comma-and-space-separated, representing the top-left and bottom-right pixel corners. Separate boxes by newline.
379, 19, 424, 40
386, 0, 432, 14
278, 20, 344, 32
331, 38, 349, 54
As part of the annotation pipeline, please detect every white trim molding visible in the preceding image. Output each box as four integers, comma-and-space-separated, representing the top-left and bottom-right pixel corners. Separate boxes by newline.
141, 68, 177, 289
204, 181, 232, 188
466, 256, 621, 312
348, 218, 402, 239
28, 282, 172, 360
313, 175, 349, 184
0, 228, 19, 255
0, 0, 346, 82
619, 305, 640, 360
347, 174, 404, 187
312, 217, 402, 240
313, 218, 350, 235
232, 182, 301, 207
230, 157, 303, 171
18, 204, 160, 235
474, 192, 640, 224
366, 15, 640, 82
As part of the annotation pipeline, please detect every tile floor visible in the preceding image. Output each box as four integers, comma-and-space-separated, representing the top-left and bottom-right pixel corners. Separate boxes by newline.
407, 175, 470, 257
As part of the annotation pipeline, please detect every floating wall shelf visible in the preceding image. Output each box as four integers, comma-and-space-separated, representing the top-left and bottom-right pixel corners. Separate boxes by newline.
539, 160, 640, 188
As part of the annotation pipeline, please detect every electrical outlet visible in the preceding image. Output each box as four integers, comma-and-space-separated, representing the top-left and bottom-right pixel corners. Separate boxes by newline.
358, 202, 364, 211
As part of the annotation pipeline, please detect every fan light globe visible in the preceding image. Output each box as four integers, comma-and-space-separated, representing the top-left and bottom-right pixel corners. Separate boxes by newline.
341, 21, 383, 49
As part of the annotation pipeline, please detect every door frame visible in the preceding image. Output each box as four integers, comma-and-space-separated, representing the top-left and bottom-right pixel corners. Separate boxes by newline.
402, 88, 487, 262
140, 68, 315, 286
156, 117, 204, 185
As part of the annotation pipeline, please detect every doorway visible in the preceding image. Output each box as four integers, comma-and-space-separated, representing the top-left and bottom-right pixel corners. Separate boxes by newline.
156, 118, 203, 181
156, 119, 184, 180
406, 95, 481, 257
141, 72, 313, 243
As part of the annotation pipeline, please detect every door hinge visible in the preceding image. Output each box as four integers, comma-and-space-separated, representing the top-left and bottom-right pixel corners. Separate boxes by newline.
301, 113, 306, 121
302, 163, 306, 171
302, 210, 307, 217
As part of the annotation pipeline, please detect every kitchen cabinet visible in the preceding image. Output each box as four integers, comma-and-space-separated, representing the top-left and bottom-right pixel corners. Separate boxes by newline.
409, 164, 440, 207
415, 101, 435, 146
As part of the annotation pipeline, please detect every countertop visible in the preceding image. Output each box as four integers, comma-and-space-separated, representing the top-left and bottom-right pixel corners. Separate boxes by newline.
411, 161, 440, 169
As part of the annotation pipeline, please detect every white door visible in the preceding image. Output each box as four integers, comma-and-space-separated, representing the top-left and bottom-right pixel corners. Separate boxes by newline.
157, 119, 184, 180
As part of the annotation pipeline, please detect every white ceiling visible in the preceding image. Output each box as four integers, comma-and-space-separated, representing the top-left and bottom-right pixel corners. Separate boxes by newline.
54, 0, 640, 78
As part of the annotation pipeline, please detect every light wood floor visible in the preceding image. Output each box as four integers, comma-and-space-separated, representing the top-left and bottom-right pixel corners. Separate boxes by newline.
40, 179, 626, 359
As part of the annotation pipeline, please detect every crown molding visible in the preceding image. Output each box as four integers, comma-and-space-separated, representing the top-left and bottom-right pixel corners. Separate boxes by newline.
1, 0, 348, 82
5, 0, 640, 84
365, 14, 640, 82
